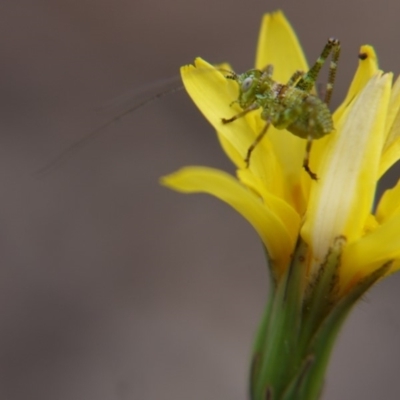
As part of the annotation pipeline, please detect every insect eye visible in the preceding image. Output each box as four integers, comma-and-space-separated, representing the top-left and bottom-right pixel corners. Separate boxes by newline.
241, 77, 253, 92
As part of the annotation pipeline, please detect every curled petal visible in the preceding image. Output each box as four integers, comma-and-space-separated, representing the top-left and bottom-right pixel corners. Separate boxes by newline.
236, 168, 300, 237
342, 213, 400, 286
376, 178, 400, 222
181, 58, 255, 164
161, 167, 296, 274
302, 72, 391, 270
334, 46, 379, 121
379, 76, 400, 176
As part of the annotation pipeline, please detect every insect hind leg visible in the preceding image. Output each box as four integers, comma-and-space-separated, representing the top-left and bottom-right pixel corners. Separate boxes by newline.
323, 39, 341, 105
301, 95, 329, 180
286, 70, 305, 87
295, 38, 341, 102
303, 136, 317, 180
297, 38, 341, 180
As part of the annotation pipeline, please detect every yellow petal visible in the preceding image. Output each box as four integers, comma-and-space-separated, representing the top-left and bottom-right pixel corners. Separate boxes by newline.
384, 75, 400, 145
334, 46, 379, 121
161, 167, 295, 274
255, 10, 308, 80
255, 10, 310, 187
379, 76, 400, 176
312, 46, 379, 170
376, 178, 400, 222
302, 72, 391, 270
181, 58, 255, 165
216, 131, 243, 168
342, 213, 400, 285
181, 57, 307, 209
236, 168, 300, 238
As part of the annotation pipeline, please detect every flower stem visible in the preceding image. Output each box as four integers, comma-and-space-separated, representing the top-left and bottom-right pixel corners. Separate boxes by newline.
250, 238, 390, 400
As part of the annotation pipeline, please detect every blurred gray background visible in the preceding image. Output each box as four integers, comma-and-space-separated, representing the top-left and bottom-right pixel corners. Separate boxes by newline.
1, 1, 400, 399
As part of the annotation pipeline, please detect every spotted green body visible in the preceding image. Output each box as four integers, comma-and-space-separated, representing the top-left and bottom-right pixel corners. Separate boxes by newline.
222, 38, 341, 179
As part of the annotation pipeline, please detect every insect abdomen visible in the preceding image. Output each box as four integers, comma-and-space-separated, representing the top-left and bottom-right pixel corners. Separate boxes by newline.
286, 95, 333, 140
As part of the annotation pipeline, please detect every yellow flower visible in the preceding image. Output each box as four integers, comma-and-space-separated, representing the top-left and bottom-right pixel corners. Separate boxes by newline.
161, 10, 400, 297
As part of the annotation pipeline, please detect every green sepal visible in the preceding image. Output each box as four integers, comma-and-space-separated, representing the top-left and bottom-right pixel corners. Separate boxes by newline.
299, 236, 345, 352
281, 262, 391, 400
250, 235, 391, 400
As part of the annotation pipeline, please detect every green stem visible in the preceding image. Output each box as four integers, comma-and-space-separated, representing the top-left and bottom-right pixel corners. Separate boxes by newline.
252, 239, 307, 400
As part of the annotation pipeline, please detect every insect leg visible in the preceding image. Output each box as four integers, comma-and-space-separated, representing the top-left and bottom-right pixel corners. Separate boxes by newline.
324, 39, 341, 105
286, 70, 305, 87
260, 64, 274, 77
245, 121, 271, 167
222, 103, 259, 124
296, 38, 341, 94
301, 95, 322, 180
303, 136, 318, 180
260, 66, 304, 86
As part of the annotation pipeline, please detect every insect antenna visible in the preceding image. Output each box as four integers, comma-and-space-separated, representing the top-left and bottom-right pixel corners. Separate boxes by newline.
36, 79, 184, 177
96, 74, 182, 113
36, 63, 231, 177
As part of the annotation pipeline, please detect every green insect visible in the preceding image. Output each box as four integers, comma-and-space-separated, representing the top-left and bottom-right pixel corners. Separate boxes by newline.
221, 38, 341, 180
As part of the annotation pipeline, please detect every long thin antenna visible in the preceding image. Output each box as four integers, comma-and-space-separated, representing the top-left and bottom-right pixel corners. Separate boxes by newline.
97, 74, 182, 112
36, 84, 184, 177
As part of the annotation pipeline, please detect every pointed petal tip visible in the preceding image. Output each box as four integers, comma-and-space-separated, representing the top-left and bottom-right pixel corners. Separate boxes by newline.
160, 168, 194, 192
356, 44, 381, 81
261, 9, 285, 22
159, 173, 175, 189
334, 45, 382, 120
160, 168, 192, 191
358, 45, 378, 65
256, 9, 307, 76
